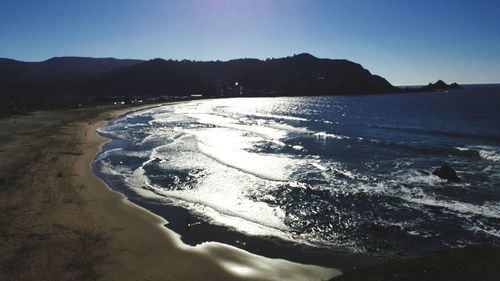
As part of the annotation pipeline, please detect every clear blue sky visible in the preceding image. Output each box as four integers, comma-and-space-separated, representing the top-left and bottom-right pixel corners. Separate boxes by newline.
1, 0, 499, 85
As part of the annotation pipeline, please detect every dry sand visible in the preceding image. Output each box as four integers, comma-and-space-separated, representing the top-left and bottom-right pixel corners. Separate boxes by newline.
0, 104, 340, 281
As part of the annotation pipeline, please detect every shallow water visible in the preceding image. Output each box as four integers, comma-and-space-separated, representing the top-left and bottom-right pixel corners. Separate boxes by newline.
95, 84, 500, 256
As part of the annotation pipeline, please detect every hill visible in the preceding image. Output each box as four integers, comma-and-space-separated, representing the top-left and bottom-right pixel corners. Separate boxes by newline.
0, 54, 397, 98
0, 57, 143, 96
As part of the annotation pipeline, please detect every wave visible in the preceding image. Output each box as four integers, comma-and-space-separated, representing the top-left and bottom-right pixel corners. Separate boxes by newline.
469, 221, 500, 238
95, 147, 123, 161
198, 142, 295, 181
455, 146, 500, 162
402, 194, 500, 219
314, 132, 349, 140
479, 150, 500, 162
96, 127, 122, 139
99, 153, 293, 239
95, 96, 500, 255
311, 162, 328, 171
348, 169, 500, 219
252, 112, 308, 121
185, 113, 289, 140
156, 185, 291, 235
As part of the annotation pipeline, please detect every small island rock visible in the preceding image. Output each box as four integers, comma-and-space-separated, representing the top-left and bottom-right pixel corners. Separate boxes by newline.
432, 164, 460, 182
421, 80, 462, 92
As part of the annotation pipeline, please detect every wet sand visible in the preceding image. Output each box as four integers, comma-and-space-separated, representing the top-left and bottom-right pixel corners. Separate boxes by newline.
0, 104, 338, 281
97, 176, 381, 271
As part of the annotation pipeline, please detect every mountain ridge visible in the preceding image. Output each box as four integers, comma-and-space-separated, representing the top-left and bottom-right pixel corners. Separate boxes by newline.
79, 53, 397, 97
1, 53, 398, 98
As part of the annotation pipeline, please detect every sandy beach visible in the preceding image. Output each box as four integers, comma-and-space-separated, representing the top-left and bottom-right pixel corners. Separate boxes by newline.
0, 104, 339, 281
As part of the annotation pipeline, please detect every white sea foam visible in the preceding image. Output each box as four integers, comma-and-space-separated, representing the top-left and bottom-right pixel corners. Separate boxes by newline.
97, 97, 500, 253
469, 222, 500, 238
270, 139, 286, 146
99, 161, 121, 176
478, 149, 500, 162
311, 162, 328, 171
198, 142, 295, 181
331, 166, 360, 181
314, 131, 349, 140
252, 112, 308, 121
394, 170, 445, 185
108, 151, 293, 239
96, 127, 122, 139
403, 195, 500, 219
124, 123, 148, 129
187, 113, 290, 140
346, 168, 500, 220
94, 148, 123, 161
101, 112, 300, 237
455, 146, 500, 162
159, 176, 290, 234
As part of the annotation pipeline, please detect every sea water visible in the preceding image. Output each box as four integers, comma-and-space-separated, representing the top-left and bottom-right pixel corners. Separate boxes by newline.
95, 84, 500, 256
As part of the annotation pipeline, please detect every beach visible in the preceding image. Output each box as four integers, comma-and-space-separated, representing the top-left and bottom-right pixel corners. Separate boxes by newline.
0, 103, 338, 281
2, 99, 500, 281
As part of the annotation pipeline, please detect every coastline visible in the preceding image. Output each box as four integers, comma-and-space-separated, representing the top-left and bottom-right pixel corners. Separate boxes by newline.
85, 100, 500, 281
92, 101, 382, 271
94, 161, 381, 270
0, 103, 339, 281
2, 100, 500, 281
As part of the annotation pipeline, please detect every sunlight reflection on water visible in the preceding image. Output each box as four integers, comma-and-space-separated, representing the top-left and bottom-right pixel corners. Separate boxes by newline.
97, 92, 500, 255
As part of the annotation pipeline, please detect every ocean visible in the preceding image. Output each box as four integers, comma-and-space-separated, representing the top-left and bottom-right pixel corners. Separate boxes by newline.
95, 84, 500, 257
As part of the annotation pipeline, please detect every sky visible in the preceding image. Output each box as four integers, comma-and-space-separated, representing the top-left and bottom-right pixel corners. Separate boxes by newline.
0, 0, 499, 85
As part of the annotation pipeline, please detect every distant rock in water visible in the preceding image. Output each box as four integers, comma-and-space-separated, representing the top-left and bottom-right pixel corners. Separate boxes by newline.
421, 80, 462, 92
432, 164, 460, 182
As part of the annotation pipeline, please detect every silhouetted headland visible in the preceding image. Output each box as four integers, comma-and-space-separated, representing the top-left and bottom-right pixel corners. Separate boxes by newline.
0, 53, 396, 97
0, 53, 461, 114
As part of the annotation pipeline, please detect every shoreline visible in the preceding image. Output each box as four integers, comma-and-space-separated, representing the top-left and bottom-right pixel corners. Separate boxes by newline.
94, 166, 381, 270
93, 101, 382, 271
87, 100, 500, 281
2, 101, 500, 280
77, 103, 342, 280
0, 103, 339, 281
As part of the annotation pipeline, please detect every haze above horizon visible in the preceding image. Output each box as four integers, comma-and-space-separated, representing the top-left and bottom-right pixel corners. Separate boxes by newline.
1, 0, 499, 85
